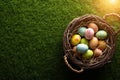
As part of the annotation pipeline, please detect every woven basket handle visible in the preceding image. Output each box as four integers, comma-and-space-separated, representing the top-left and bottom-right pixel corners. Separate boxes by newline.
64, 55, 84, 73
103, 13, 120, 35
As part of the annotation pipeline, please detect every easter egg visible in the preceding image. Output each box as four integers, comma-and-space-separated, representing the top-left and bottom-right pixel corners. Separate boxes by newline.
72, 46, 77, 53
80, 38, 89, 45
71, 34, 81, 46
76, 44, 88, 54
88, 23, 98, 33
94, 48, 103, 57
82, 49, 93, 59
85, 28, 94, 40
96, 30, 107, 39
72, 46, 79, 56
89, 37, 98, 49
78, 27, 87, 36
98, 40, 107, 51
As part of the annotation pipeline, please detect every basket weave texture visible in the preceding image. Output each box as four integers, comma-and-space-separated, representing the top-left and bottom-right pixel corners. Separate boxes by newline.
63, 13, 120, 73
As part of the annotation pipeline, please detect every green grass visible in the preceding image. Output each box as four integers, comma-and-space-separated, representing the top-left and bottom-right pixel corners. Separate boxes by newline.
0, 0, 120, 80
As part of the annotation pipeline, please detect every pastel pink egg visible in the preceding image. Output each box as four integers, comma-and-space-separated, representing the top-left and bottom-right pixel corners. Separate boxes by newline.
94, 48, 103, 57
85, 28, 94, 40
88, 23, 98, 33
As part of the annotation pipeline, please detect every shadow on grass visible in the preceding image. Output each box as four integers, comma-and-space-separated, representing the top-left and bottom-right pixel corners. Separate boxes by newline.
63, 63, 112, 80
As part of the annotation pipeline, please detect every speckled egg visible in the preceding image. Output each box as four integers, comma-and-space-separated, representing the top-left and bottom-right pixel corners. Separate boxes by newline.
85, 28, 94, 40
98, 40, 107, 51
94, 48, 103, 57
96, 30, 107, 39
71, 34, 81, 46
78, 27, 87, 36
76, 44, 88, 54
89, 37, 98, 49
88, 23, 98, 33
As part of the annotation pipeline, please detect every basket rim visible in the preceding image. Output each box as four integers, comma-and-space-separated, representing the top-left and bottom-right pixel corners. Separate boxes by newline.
63, 14, 116, 70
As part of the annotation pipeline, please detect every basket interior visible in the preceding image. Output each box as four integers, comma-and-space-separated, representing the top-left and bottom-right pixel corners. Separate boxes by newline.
63, 14, 116, 69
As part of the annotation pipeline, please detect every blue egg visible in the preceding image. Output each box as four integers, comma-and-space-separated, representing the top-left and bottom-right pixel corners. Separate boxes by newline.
78, 27, 87, 36
76, 44, 88, 54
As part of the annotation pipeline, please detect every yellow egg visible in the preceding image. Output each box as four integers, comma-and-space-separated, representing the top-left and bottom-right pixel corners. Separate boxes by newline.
98, 40, 107, 51
88, 23, 98, 33
89, 37, 98, 49
71, 34, 81, 46
82, 49, 93, 59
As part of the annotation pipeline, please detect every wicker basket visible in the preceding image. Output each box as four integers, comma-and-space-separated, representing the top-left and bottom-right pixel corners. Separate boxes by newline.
63, 13, 120, 73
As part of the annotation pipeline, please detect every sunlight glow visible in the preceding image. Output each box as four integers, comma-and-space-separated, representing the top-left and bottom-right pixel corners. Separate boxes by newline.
109, 0, 117, 4
94, 0, 120, 13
